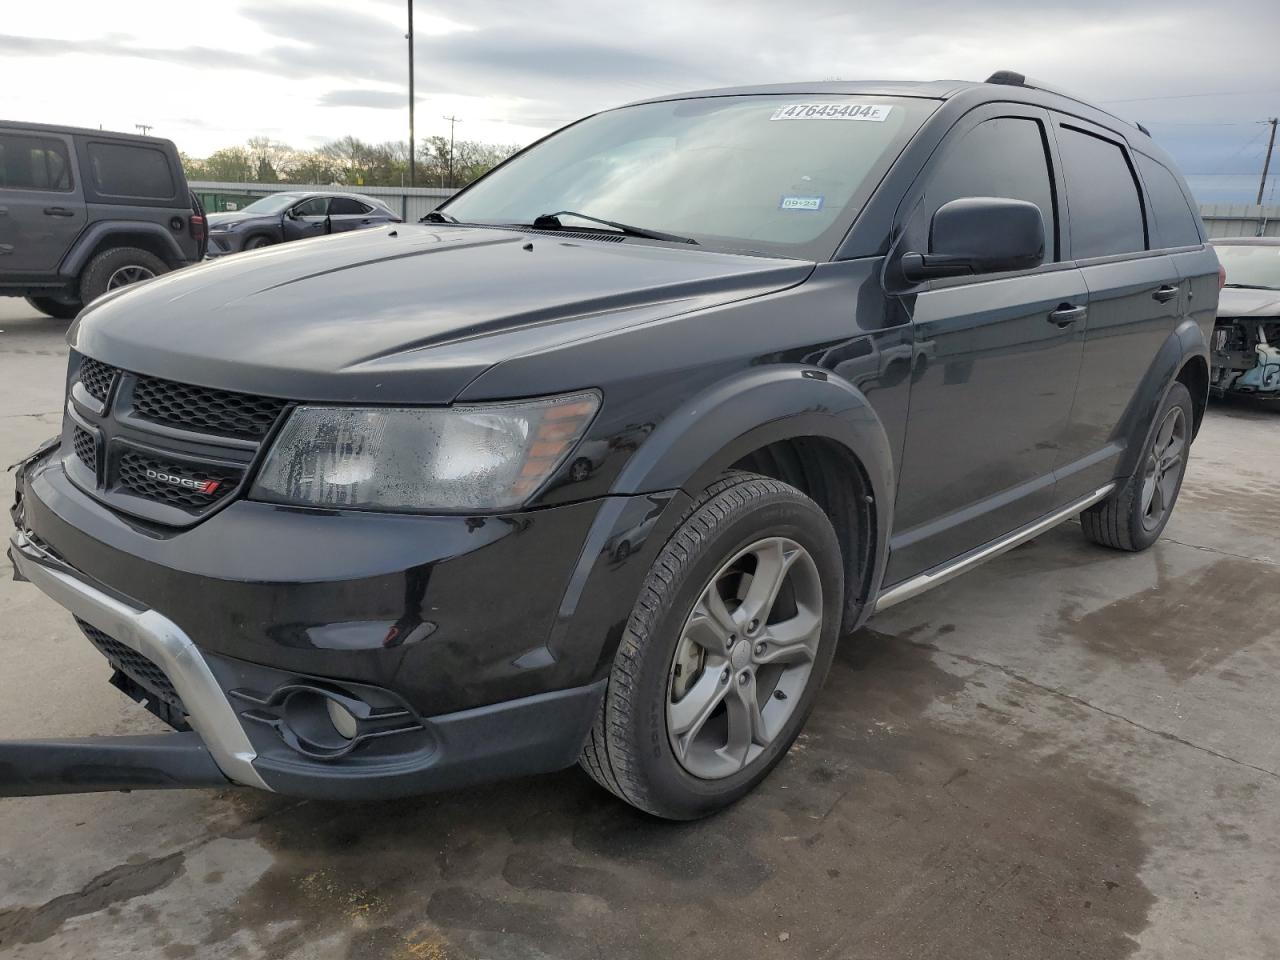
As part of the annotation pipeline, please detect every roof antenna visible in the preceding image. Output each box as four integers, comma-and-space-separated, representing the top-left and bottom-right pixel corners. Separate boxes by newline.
985, 70, 1026, 86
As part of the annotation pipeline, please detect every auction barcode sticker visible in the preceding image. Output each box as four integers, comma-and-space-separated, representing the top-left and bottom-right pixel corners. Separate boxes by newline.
770, 103, 891, 122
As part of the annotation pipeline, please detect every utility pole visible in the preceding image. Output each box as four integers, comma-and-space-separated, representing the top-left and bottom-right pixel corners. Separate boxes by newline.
135, 124, 152, 136
406, 1, 415, 188
1257, 117, 1277, 206
442, 114, 460, 188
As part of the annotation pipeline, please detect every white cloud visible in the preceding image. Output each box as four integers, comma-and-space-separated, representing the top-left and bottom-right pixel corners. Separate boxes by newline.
1, 0, 1277, 172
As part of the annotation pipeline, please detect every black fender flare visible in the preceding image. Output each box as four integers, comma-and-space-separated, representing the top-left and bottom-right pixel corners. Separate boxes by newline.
612, 364, 895, 504
609, 364, 896, 619
59, 221, 187, 278
1115, 317, 1211, 479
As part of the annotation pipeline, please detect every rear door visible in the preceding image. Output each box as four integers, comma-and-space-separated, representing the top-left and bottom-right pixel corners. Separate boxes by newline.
1050, 118, 1182, 502
885, 104, 1088, 584
327, 196, 378, 233
0, 129, 86, 276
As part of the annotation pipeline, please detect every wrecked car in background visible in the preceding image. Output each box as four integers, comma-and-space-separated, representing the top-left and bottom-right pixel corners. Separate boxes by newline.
1210, 238, 1280, 401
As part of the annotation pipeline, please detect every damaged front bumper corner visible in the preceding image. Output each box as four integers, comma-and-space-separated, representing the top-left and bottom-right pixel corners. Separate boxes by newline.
4, 527, 267, 795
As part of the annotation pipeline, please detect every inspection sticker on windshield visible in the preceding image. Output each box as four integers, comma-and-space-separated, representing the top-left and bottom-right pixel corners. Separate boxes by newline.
770, 103, 892, 122
779, 196, 824, 211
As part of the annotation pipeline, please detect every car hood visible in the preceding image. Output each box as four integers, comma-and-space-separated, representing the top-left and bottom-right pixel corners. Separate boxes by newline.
70, 225, 813, 403
205, 211, 277, 229
1218, 286, 1280, 318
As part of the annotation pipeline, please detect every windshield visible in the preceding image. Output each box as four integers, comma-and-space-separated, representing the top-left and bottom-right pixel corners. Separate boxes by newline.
1216, 243, 1280, 290
443, 95, 936, 258
239, 193, 304, 215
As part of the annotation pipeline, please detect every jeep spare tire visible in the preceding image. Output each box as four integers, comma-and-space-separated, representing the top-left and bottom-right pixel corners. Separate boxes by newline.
79, 247, 169, 304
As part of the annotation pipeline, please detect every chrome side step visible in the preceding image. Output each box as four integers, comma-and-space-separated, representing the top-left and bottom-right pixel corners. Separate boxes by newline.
873, 484, 1116, 613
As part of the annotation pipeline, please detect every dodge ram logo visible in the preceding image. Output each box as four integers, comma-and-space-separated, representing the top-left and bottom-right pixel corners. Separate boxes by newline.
145, 468, 221, 495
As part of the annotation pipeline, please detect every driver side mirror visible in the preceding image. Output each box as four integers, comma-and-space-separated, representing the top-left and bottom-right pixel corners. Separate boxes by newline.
285, 207, 300, 220
901, 197, 1045, 283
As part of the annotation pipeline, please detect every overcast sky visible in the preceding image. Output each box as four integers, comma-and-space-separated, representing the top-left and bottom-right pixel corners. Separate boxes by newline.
2, 0, 1279, 191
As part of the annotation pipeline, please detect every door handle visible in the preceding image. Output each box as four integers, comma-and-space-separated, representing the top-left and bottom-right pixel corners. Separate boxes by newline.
1152, 285, 1179, 303
1048, 304, 1087, 327
43, 206, 74, 217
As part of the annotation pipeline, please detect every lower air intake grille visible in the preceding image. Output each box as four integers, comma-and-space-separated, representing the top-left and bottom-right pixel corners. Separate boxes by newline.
131, 375, 287, 439
77, 618, 185, 711
116, 450, 240, 509
72, 426, 97, 472
78, 356, 116, 402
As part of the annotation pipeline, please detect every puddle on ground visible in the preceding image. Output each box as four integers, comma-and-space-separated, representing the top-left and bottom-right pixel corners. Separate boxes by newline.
1060, 555, 1280, 683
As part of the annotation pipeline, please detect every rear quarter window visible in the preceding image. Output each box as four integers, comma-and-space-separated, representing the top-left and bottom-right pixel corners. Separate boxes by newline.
86, 141, 175, 200
1136, 153, 1202, 248
0, 133, 73, 191
1057, 125, 1146, 259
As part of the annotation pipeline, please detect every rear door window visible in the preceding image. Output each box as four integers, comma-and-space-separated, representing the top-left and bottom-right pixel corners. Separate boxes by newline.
329, 197, 370, 215
1056, 125, 1146, 259
86, 142, 175, 199
1136, 153, 1202, 248
924, 116, 1058, 260
0, 133, 73, 191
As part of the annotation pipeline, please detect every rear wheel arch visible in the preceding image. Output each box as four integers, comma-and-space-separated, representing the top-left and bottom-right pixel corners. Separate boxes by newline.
1175, 354, 1209, 437
61, 223, 187, 278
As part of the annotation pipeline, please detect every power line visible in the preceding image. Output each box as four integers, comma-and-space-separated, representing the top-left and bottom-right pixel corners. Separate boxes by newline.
1099, 89, 1280, 104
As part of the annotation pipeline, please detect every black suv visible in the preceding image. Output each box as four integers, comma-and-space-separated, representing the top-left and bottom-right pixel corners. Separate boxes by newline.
0, 121, 205, 319
6, 74, 1218, 819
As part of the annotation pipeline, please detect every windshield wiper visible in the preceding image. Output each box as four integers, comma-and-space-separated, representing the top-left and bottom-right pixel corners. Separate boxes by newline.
421, 209, 458, 224
532, 210, 697, 245
1222, 282, 1276, 290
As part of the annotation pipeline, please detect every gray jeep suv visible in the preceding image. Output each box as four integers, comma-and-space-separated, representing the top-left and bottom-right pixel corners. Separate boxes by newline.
0, 121, 205, 319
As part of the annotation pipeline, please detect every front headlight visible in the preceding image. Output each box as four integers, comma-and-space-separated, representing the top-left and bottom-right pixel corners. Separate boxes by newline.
249, 392, 599, 512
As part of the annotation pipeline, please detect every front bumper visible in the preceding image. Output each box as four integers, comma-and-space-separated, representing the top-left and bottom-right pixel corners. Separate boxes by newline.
203, 233, 243, 257
7, 445, 683, 798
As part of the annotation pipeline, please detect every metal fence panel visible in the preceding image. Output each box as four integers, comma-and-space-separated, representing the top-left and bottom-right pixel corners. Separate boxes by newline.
191, 181, 1279, 238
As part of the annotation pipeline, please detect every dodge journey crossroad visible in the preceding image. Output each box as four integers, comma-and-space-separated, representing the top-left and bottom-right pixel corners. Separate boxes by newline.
6, 72, 1219, 819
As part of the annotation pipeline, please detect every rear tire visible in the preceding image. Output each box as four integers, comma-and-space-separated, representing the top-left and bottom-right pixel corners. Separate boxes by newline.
25, 296, 82, 320
1081, 381, 1193, 552
580, 473, 843, 820
79, 247, 168, 304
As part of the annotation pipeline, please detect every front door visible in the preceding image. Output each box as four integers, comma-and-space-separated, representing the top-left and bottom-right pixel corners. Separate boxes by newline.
0, 129, 86, 277
884, 106, 1087, 584
282, 196, 330, 242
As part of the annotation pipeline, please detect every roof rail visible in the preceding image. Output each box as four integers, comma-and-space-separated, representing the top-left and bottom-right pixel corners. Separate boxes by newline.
982, 70, 1152, 139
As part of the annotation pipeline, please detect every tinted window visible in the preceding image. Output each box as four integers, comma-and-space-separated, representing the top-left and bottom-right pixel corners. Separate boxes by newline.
329, 197, 370, 215
293, 197, 329, 216
1137, 153, 1201, 248
1057, 126, 1145, 258
86, 142, 174, 199
926, 117, 1056, 260
0, 134, 72, 191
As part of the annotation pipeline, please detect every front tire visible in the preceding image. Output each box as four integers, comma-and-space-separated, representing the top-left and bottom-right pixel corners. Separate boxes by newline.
244, 235, 274, 251
79, 247, 168, 304
25, 295, 82, 320
580, 473, 843, 819
1081, 381, 1193, 551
